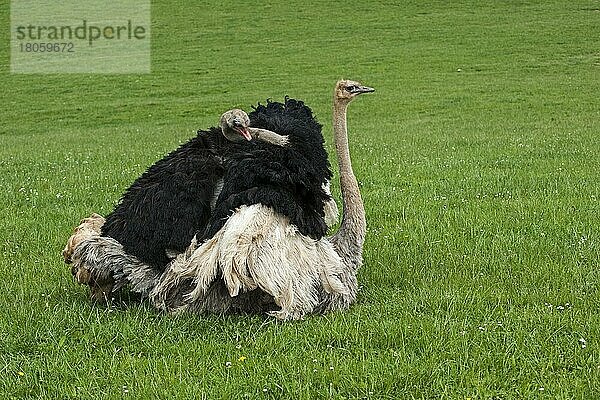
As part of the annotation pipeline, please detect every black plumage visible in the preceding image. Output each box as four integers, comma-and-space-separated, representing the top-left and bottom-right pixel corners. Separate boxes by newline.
100, 131, 226, 268
101, 98, 332, 269
201, 98, 332, 241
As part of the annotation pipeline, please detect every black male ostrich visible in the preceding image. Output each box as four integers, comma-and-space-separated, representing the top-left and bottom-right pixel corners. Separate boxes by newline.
65, 100, 338, 302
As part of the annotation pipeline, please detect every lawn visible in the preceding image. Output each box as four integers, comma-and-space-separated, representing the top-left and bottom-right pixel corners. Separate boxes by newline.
1, 0, 599, 398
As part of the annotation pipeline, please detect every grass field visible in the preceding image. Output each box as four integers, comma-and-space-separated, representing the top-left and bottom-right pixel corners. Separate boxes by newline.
1, 0, 599, 398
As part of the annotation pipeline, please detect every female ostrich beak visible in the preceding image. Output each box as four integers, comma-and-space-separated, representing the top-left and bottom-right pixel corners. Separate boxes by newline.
353, 85, 375, 94
337, 80, 375, 99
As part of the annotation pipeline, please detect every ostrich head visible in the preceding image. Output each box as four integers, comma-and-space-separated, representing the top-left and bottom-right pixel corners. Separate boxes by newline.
334, 80, 375, 104
220, 109, 252, 142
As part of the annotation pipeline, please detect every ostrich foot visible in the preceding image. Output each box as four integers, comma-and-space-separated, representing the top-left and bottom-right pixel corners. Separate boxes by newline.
64, 213, 115, 302
71, 258, 116, 303
72, 264, 92, 285
89, 280, 116, 303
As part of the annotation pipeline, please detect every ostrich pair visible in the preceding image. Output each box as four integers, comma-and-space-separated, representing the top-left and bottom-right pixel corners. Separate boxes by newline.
64, 80, 374, 320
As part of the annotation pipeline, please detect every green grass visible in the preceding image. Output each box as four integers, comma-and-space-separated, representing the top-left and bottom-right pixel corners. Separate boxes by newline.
1, 0, 599, 398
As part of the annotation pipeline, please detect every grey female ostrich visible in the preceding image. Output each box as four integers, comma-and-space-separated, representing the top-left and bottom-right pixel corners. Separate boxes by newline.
151, 80, 374, 320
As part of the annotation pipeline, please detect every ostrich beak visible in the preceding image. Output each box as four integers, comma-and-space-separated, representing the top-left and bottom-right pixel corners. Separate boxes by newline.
235, 126, 252, 141
357, 85, 375, 94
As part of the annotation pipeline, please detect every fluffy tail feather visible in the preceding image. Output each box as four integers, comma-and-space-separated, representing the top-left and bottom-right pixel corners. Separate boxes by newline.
72, 236, 161, 299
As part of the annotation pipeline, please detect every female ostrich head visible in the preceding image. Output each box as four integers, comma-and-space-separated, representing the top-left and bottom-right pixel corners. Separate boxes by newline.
220, 109, 252, 142
334, 80, 375, 104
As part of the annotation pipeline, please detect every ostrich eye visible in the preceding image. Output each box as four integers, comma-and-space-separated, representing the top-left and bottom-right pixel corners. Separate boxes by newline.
345, 85, 357, 93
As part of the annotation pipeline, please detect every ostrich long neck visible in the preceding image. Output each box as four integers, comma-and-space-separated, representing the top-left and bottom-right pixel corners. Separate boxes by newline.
248, 127, 289, 146
331, 99, 366, 269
